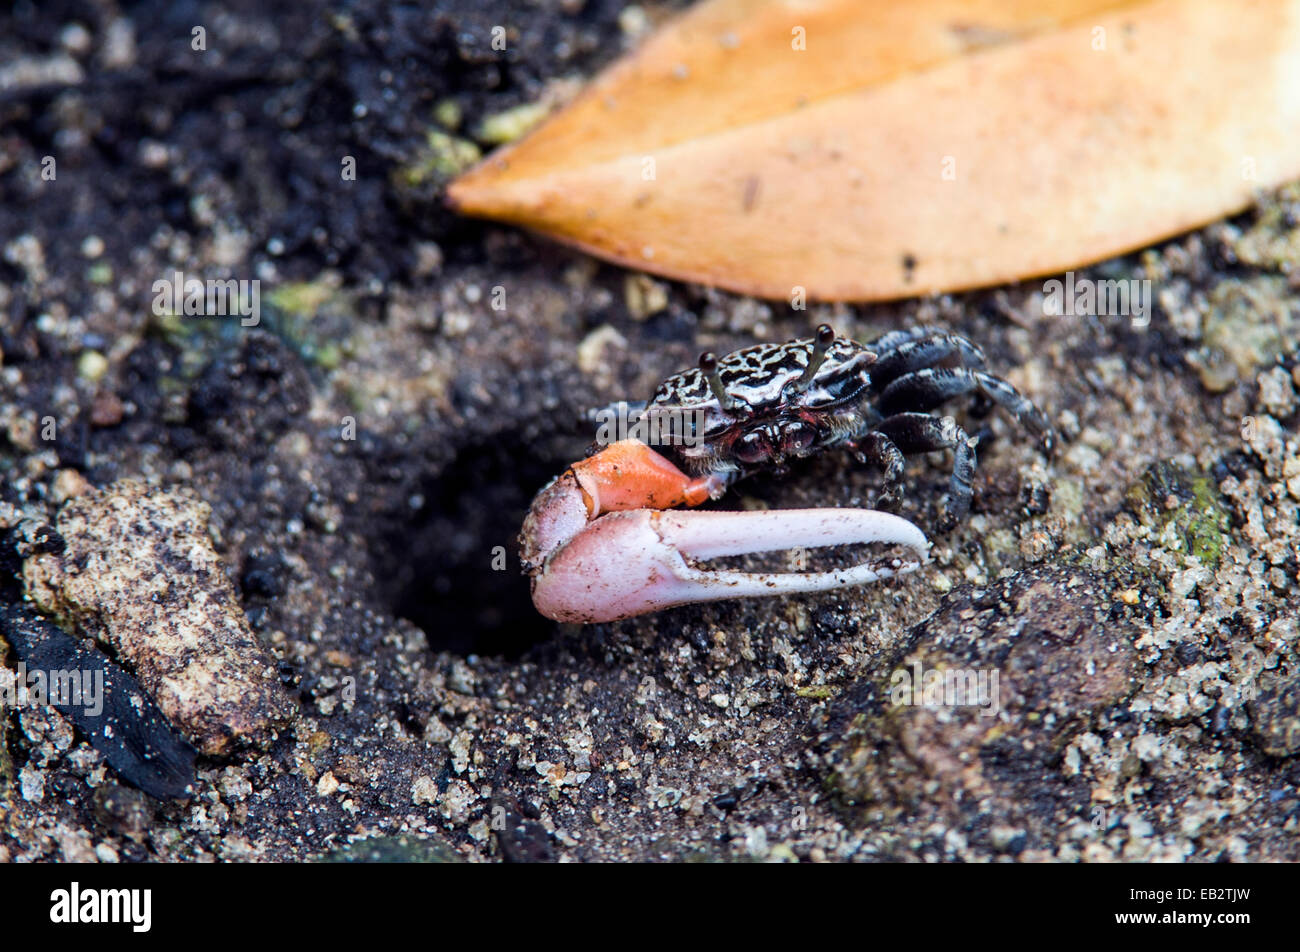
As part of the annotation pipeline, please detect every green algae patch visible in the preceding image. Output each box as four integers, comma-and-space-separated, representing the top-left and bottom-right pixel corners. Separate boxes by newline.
1125, 461, 1231, 567
264, 278, 354, 370
268, 280, 336, 319
475, 101, 550, 146
393, 130, 480, 189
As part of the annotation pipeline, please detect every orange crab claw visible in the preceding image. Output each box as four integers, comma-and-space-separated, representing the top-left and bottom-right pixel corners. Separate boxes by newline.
519, 440, 724, 575
520, 440, 930, 624
569, 437, 720, 514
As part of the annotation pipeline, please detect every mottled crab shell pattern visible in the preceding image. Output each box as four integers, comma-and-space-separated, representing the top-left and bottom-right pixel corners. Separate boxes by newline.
643, 337, 878, 474
519, 325, 1054, 622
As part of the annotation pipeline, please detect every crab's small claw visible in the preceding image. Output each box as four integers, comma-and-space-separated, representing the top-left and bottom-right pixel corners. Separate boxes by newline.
530, 505, 929, 624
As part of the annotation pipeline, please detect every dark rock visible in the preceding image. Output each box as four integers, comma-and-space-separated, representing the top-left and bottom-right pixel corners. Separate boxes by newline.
0, 603, 197, 799
818, 565, 1143, 839
1249, 672, 1300, 758
92, 784, 156, 842
496, 809, 555, 863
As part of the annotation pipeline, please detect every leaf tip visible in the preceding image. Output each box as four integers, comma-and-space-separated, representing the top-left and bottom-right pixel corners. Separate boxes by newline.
445, 157, 514, 219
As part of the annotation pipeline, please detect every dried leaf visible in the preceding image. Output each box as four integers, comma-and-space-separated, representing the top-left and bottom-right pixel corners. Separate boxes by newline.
448, 0, 1300, 301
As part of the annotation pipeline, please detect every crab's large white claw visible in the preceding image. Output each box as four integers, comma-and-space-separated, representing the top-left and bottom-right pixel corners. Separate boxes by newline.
529, 506, 930, 624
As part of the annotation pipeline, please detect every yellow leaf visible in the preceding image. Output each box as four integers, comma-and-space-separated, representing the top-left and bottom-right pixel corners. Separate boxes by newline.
447, 0, 1300, 301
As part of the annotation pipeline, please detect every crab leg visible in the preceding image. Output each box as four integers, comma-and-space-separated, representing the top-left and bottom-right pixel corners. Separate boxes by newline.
522, 440, 930, 624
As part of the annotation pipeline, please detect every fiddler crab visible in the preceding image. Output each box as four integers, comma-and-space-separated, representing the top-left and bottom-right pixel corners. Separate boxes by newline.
520, 325, 1055, 623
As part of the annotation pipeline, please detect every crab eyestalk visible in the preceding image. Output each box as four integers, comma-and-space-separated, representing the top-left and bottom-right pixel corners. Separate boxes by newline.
698, 351, 739, 414
519, 439, 930, 624
784, 323, 836, 396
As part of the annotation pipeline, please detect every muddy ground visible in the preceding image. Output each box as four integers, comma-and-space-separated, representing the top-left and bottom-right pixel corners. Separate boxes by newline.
1, 1, 1298, 862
